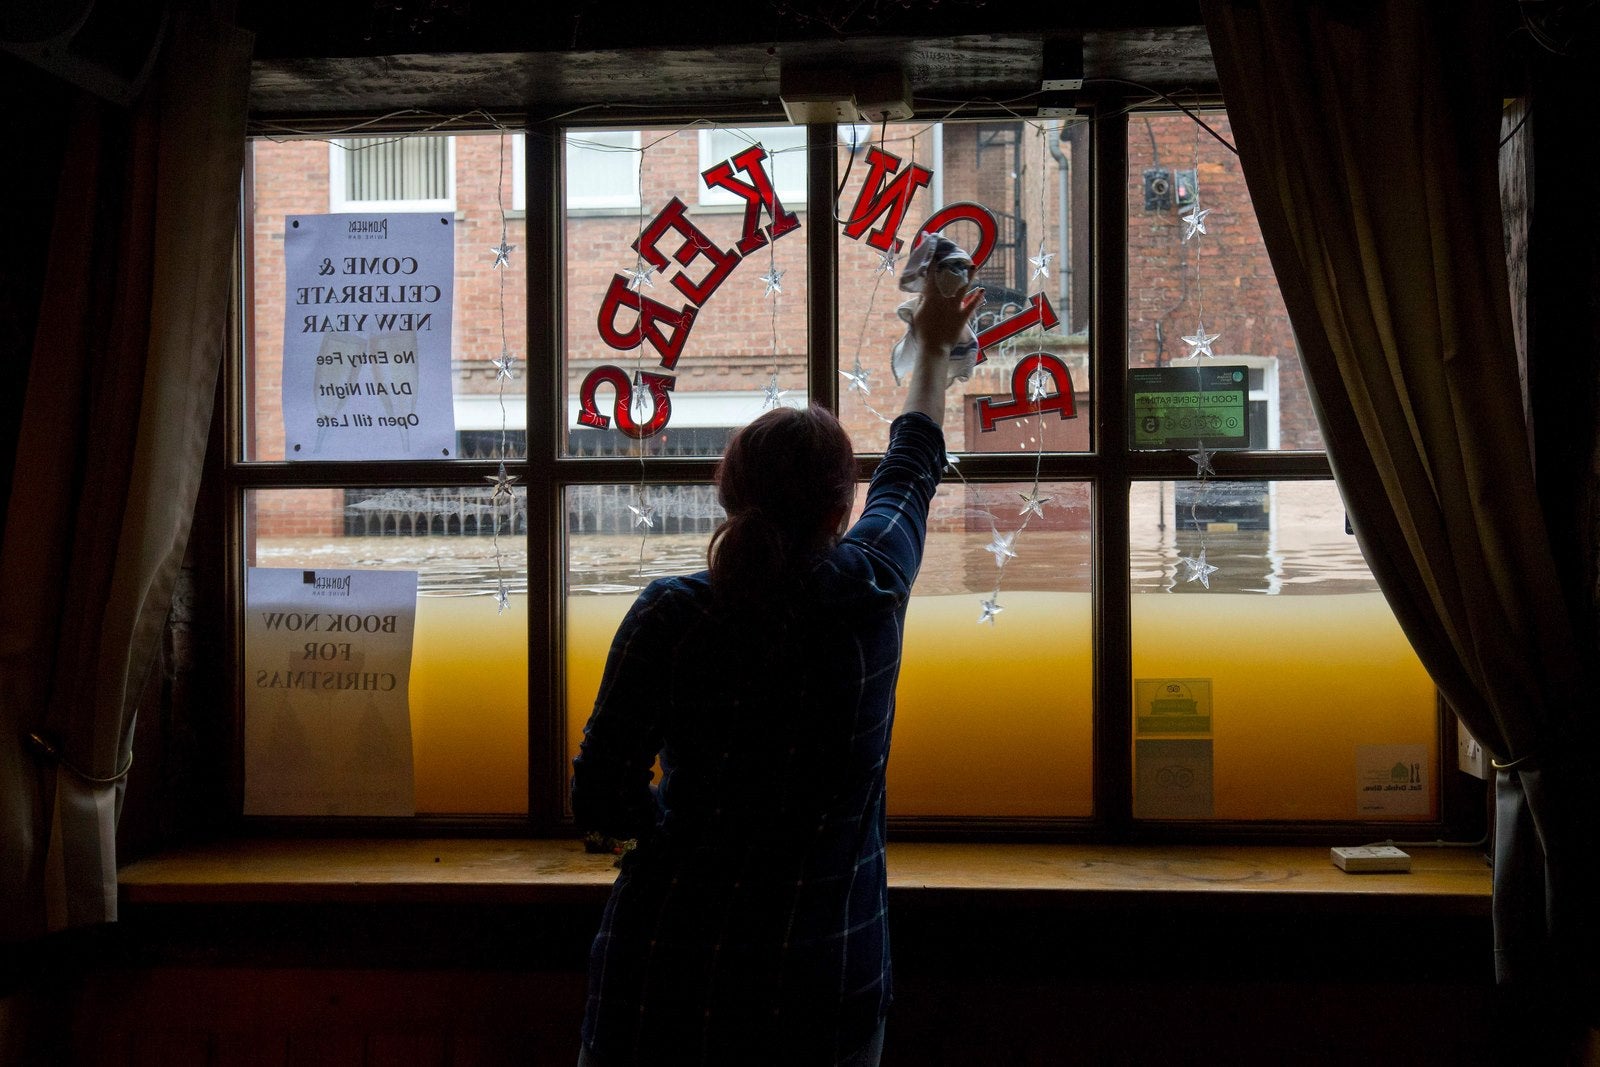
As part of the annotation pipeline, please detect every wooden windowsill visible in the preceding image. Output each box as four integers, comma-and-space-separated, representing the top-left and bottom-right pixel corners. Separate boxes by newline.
117, 838, 1491, 915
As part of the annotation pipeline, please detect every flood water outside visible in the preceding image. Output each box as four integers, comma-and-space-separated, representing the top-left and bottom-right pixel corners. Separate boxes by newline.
252, 479, 1380, 599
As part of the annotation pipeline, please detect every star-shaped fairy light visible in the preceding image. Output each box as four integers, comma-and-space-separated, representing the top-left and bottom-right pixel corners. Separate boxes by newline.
486, 461, 519, 502
1018, 487, 1052, 518
493, 348, 518, 381
1189, 443, 1216, 478
623, 259, 657, 292
1027, 365, 1053, 403
985, 527, 1019, 566
1179, 547, 1220, 588
1029, 244, 1056, 281
1181, 206, 1212, 242
496, 579, 511, 614
627, 500, 656, 529
629, 378, 656, 424
490, 239, 515, 268
977, 596, 1004, 625
841, 364, 871, 394
876, 248, 899, 275
760, 266, 785, 296
1181, 323, 1221, 359
761, 374, 788, 410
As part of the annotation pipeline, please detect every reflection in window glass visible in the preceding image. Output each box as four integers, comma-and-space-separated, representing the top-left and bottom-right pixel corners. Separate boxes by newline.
563, 125, 808, 458
245, 488, 529, 815
564, 481, 1094, 820
1126, 109, 1319, 452
833, 119, 1090, 455
1129, 481, 1436, 821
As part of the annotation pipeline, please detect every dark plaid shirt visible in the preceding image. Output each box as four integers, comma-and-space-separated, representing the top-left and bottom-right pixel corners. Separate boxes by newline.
573, 413, 944, 1067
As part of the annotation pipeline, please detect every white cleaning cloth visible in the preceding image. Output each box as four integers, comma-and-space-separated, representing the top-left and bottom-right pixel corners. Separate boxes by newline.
890, 232, 982, 386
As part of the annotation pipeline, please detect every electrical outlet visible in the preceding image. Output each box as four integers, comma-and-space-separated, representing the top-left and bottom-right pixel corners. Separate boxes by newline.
1457, 718, 1488, 779
1331, 845, 1412, 873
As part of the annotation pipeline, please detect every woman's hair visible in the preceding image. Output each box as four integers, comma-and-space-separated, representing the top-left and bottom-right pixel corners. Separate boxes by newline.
708, 403, 856, 606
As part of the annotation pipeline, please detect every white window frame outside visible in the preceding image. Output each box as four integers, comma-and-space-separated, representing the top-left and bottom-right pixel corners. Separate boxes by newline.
697, 126, 808, 207
565, 129, 642, 212
328, 135, 457, 214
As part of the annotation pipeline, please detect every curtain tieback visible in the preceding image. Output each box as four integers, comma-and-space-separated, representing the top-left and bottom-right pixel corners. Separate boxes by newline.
25, 730, 134, 785
1489, 750, 1536, 771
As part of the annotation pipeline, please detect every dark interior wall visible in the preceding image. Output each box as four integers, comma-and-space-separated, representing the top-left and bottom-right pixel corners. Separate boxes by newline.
51, 896, 1499, 1066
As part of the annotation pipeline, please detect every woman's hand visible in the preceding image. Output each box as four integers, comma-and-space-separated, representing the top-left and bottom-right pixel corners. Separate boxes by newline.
902, 282, 984, 423
910, 280, 985, 355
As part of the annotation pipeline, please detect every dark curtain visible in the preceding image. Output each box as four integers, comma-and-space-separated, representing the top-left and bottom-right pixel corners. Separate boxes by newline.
0, 5, 251, 939
1203, 0, 1597, 1048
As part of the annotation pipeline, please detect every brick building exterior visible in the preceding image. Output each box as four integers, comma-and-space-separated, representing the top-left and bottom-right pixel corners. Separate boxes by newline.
246, 112, 1305, 540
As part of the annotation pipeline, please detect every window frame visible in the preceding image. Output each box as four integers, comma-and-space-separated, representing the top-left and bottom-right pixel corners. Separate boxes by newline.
228, 98, 1473, 842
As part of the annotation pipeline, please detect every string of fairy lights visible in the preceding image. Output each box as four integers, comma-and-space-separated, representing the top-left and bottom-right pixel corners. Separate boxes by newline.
1175, 114, 1223, 591
263, 93, 1234, 618
485, 122, 520, 613
485, 110, 1225, 620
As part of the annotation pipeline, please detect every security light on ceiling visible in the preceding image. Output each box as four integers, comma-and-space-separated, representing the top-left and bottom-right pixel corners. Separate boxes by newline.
779, 68, 859, 125
779, 65, 914, 125
854, 69, 914, 123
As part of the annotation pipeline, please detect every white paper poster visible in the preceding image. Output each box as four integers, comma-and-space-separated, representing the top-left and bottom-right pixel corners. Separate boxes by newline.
282, 213, 456, 460
1356, 743, 1431, 817
244, 568, 418, 816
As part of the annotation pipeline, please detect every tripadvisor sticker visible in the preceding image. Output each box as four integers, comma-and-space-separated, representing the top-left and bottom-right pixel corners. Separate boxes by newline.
1135, 678, 1213, 735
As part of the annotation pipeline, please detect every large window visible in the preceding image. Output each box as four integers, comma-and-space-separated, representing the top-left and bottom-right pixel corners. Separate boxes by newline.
234, 102, 1452, 835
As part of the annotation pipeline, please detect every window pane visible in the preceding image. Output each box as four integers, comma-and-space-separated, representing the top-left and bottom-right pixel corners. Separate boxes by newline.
564, 479, 1092, 819
1127, 109, 1318, 452
834, 120, 1089, 454
1129, 481, 1437, 821
246, 132, 527, 462
563, 124, 808, 458
897, 480, 1093, 817
245, 488, 528, 816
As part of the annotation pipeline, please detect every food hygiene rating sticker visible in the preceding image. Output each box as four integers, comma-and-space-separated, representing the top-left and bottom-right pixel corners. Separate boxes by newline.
1356, 744, 1431, 817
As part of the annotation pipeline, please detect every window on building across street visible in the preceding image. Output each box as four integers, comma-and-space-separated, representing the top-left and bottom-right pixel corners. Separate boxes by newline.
329, 134, 456, 213
565, 129, 642, 211
697, 126, 807, 208
232, 102, 1453, 836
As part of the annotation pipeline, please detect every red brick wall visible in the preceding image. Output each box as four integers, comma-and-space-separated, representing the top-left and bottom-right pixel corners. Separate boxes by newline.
1126, 112, 1319, 449
246, 117, 1315, 539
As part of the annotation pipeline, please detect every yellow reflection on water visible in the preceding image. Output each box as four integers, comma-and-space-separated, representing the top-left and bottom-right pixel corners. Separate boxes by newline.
409, 595, 529, 814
